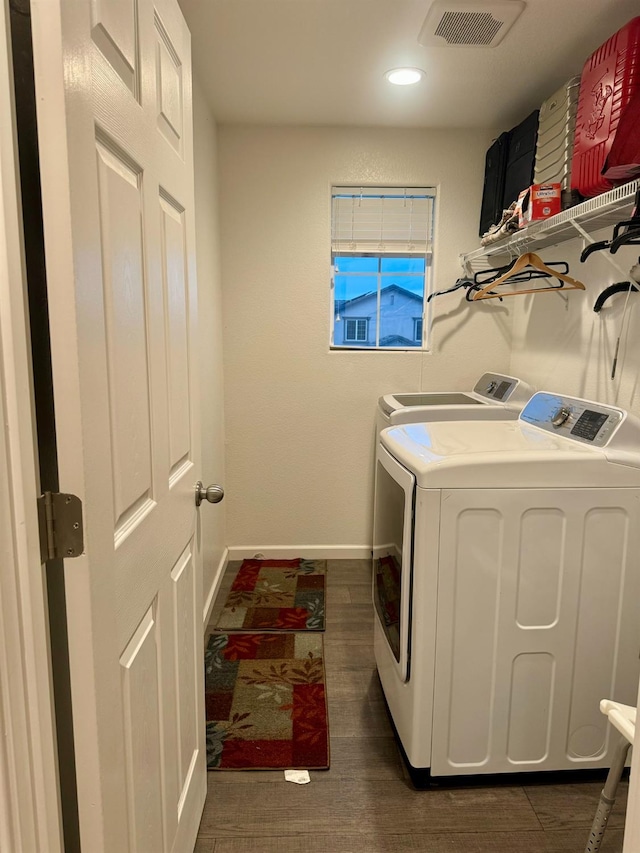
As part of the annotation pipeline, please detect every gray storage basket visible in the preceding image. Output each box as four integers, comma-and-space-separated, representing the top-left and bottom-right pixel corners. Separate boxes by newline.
534, 76, 581, 191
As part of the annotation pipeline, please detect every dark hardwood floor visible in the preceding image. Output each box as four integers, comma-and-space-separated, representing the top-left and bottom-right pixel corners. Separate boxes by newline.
196, 559, 627, 852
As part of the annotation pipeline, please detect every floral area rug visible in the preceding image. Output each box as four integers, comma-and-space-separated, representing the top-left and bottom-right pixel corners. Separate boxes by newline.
215, 558, 326, 631
205, 631, 329, 770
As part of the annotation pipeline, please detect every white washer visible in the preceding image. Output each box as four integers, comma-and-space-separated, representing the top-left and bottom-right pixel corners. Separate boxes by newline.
377, 372, 535, 436
373, 392, 640, 784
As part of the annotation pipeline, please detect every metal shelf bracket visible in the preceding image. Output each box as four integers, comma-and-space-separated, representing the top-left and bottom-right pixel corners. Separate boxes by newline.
569, 219, 631, 281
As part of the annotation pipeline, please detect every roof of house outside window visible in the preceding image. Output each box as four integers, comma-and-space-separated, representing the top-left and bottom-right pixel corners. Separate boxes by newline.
336, 283, 422, 312
379, 335, 417, 347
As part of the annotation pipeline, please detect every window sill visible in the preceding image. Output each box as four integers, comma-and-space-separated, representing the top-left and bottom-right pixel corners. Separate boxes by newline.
329, 345, 431, 353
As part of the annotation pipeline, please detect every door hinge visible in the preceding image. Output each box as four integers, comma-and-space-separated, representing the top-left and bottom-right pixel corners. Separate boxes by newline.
37, 492, 84, 562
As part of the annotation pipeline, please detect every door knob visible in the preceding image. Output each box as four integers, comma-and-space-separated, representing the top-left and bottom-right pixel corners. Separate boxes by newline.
195, 482, 224, 507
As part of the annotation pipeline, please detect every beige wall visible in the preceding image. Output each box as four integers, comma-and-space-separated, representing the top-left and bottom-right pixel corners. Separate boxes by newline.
218, 125, 514, 549
509, 230, 640, 415
192, 76, 227, 616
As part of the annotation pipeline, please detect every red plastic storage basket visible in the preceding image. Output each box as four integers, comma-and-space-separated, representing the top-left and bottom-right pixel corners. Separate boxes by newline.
572, 16, 640, 198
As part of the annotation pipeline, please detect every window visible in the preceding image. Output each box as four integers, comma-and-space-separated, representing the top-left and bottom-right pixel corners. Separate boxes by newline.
345, 318, 369, 342
331, 186, 435, 350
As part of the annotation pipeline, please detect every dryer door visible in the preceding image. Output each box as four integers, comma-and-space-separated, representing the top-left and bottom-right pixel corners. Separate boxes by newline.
372, 444, 415, 682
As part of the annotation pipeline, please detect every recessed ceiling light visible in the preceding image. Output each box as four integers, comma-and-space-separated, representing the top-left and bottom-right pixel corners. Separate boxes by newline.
385, 68, 424, 85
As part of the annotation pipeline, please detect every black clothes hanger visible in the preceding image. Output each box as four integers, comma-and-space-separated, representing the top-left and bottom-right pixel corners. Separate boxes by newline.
610, 218, 640, 254
473, 260, 516, 285
437, 255, 572, 305
593, 262, 640, 379
593, 281, 639, 313
584, 223, 640, 261
465, 286, 503, 302
472, 253, 585, 301
580, 238, 611, 262
580, 188, 640, 261
474, 259, 570, 286
427, 277, 474, 302
426, 277, 504, 304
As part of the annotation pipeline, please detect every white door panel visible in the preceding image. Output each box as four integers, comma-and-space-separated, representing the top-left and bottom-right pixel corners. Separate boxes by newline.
161, 194, 192, 477
120, 608, 165, 853
31, 0, 205, 848
155, 14, 184, 153
90, 0, 139, 94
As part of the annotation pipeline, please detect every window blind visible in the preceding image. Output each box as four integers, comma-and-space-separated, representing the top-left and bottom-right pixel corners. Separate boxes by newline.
332, 186, 435, 255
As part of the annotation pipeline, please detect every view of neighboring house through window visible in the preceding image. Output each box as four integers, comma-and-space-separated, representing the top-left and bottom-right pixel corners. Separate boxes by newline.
345, 318, 369, 342
331, 186, 435, 349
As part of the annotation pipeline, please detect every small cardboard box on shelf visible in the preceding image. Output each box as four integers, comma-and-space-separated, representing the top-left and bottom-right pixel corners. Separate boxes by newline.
517, 183, 562, 227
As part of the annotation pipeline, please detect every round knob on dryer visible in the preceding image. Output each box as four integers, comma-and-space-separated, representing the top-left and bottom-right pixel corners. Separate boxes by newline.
551, 407, 571, 429
486, 381, 497, 394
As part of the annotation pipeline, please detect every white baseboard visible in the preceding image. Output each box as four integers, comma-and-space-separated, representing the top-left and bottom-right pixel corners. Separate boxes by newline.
226, 545, 372, 561
203, 546, 229, 630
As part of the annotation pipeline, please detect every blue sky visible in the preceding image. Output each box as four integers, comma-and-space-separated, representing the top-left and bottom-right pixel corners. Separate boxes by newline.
334, 255, 425, 303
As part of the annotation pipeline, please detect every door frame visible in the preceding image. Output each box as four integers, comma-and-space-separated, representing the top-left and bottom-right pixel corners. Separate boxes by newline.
0, 0, 63, 848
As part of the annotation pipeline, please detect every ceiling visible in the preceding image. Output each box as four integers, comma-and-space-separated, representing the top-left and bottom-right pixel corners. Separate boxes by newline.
178, 0, 640, 130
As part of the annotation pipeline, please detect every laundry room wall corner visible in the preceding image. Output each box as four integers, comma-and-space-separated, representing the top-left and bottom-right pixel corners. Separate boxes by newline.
508, 232, 640, 418
192, 74, 227, 626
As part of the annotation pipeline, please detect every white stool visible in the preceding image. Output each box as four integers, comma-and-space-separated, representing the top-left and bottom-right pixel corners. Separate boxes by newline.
585, 700, 636, 853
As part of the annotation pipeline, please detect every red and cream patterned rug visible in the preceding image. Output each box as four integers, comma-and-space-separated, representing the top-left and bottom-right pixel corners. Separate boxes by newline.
215, 558, 326, 631
205, 631, 329, 770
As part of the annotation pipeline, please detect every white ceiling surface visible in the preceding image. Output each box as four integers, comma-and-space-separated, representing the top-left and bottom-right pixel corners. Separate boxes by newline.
179, 0, 640, 129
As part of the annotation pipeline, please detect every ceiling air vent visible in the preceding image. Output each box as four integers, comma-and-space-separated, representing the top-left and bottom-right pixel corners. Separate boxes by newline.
418, 1, 526, 48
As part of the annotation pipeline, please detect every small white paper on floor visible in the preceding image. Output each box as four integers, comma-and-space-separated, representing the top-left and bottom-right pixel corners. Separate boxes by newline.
284, 769, 310, 785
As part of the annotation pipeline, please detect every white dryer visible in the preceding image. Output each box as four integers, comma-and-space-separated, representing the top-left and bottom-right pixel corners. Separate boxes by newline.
373, 392, 640, 784
376, 372, 535, 436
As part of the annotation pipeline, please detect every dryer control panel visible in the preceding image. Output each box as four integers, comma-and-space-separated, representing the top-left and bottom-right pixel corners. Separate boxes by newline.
473, 372, 520, 402
520, 393, 624, 447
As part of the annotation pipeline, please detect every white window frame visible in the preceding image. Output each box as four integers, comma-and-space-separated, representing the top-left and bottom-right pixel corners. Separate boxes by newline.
344, 317, 369, 342
330, 186, 435, 352
332, 252, 430, 350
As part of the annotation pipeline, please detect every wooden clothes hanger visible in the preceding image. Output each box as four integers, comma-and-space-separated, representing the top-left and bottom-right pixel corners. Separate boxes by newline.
472, 252, 586, 301
474, 258, 570, 286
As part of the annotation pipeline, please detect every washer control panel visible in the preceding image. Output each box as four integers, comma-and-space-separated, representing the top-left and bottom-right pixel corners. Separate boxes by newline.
473, 372, 518, 402
520, 393, 624, 447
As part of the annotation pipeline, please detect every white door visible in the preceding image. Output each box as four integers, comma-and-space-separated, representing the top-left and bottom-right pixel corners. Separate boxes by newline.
30, 0, 206, 850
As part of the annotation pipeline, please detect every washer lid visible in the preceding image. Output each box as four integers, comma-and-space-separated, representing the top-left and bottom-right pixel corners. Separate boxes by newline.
378, 391, 486, 418
378, 372, 535, 417
381, 418, 640, 489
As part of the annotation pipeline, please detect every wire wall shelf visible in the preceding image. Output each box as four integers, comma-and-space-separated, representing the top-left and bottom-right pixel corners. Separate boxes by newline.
461, 180, 640, 273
